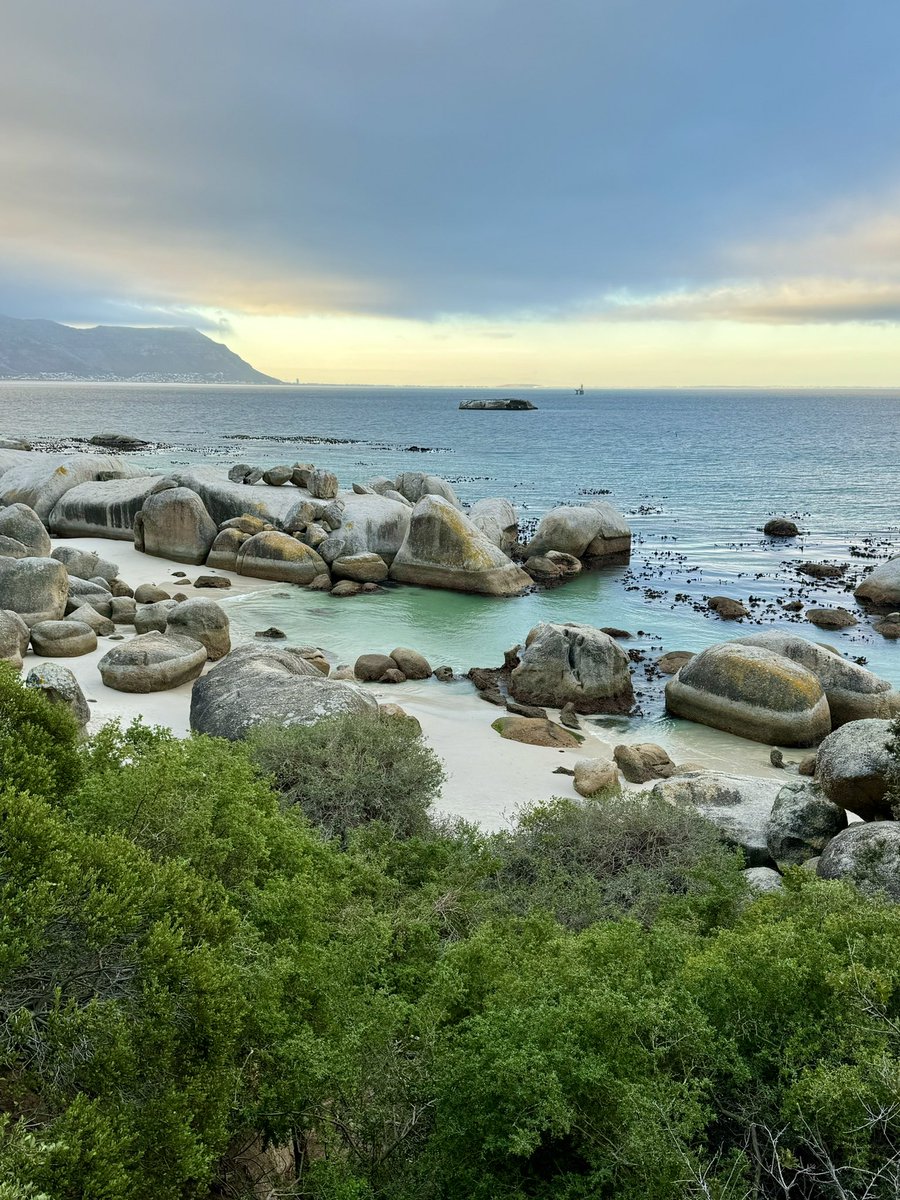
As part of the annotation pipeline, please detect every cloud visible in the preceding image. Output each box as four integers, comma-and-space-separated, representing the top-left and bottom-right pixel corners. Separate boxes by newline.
602, 278, 900, 325
2, 0, 900, 327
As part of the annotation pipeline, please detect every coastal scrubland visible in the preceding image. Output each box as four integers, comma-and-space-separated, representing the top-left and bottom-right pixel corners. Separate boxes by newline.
3, 665, 900, 1199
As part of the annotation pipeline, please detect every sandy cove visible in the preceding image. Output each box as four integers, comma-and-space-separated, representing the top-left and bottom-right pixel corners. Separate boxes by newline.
31, 535, 788, 831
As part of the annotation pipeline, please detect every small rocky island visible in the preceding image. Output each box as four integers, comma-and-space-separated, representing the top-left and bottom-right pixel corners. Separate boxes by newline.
458, 397, 537, 411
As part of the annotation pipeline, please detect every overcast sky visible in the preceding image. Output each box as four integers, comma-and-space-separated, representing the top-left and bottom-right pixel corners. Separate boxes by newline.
3, 0, 900, 383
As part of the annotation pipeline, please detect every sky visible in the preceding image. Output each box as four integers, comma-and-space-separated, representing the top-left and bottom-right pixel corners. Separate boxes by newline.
2, 0, 900, 385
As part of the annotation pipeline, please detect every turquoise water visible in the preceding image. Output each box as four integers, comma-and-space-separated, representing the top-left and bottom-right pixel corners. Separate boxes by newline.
1, 382, 898, 691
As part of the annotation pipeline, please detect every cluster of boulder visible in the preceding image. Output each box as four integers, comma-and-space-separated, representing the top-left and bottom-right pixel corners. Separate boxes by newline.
127, 464, 634, 598
0, 447, 632, 599
648, 716, 899, 900
664, 630, 900, 746
0, 505, 233, 696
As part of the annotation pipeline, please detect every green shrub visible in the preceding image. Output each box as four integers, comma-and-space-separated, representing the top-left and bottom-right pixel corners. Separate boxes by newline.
247, 713, 446, 842
0, 662, 81, 801
486, 791, 746, 931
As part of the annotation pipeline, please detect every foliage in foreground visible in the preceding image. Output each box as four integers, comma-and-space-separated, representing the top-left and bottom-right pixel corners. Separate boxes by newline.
2, 667, 900, 1199
246, 712, 446, 841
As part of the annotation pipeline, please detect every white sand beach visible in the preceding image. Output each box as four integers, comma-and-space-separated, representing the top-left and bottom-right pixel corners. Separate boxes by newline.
31, 536, 788, 830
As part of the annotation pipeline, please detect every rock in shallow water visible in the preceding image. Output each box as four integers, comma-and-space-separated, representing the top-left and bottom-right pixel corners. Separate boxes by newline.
733, 631, 900, 726
665, 642, 830, 747
509, 622, 635, 714
855, 555, 900, 610
389, 496, 531, 596
491, 715, 582, 748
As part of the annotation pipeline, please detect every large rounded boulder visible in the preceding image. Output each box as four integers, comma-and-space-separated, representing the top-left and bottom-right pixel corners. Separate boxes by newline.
468, 498, 519, 555
166, 597, 231, 660
525, 502, 632, 564
30, 619, 97, 657
50, 545, 119, 583
189, 644, 377, 740
734, 630, 900, 726
665, 642, 831, 746
816, 718, 893, 820
389, 496, 531, 596
236, 531, 328, 585
317, 493, 411, 565
394, 472, 461, 508
765, 779, 848, 870
0, 503, 51, 557
509, 622, 635, 713
0, 556, 68, 627
48, 476, 158, 540
855, 556, 900, 610
99, 631, 208, 692
817, 823, 900, 900
25, 662, 91, 727
137, 487, 218, 564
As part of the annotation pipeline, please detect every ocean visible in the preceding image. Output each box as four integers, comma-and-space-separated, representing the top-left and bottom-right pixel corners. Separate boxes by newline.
1, 381, 898, 723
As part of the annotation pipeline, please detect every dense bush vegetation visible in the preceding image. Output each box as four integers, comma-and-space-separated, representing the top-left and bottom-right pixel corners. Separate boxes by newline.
247, 712, 445, 841
3, 668, 900, 1198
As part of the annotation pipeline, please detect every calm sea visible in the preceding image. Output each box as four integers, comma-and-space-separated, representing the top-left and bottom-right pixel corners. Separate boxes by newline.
1, 382, 898, 705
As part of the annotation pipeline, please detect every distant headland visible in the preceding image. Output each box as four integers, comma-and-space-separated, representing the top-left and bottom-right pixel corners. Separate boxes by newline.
0, 315, 280, 384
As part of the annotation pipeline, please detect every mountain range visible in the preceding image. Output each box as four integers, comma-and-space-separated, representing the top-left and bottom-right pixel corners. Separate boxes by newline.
0, 315, 280, 383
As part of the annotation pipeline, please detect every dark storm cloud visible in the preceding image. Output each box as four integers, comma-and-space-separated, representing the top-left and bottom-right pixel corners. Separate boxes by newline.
3, 0, 900, 322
